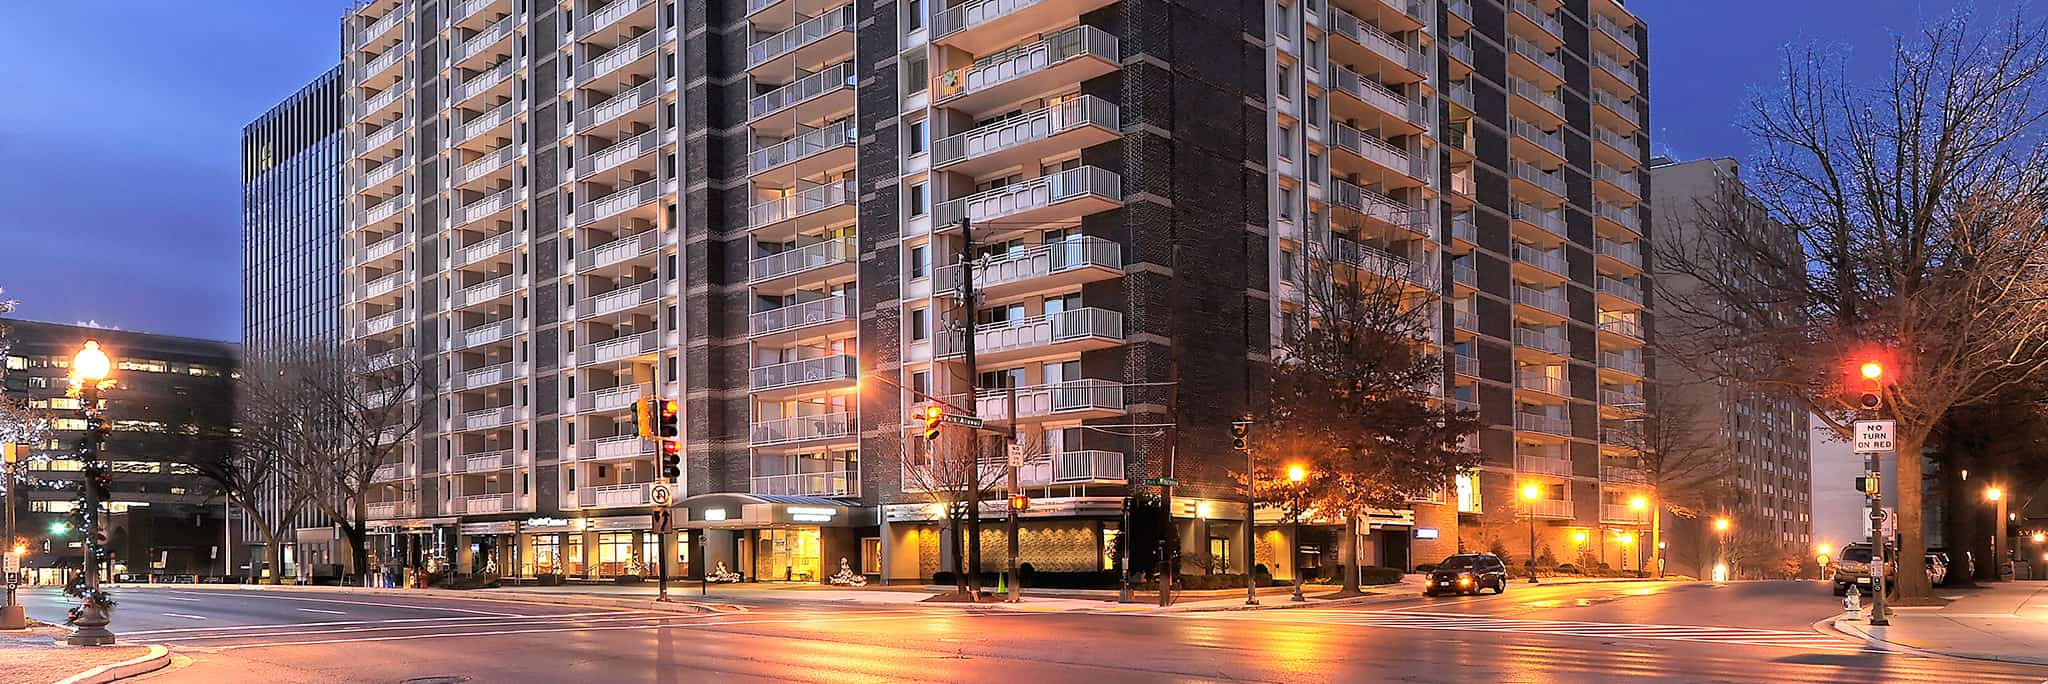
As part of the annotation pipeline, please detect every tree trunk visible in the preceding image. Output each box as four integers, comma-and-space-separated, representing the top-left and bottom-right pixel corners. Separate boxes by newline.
1894, 438, 1933, 600
1340, 516, 1361, 594
950, 512, 968, 596
1651, 507, 1663, 578
265, 539, 285, 586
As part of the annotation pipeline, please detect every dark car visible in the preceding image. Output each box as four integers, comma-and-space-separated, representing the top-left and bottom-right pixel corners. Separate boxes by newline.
1425, 553, 1508, 596
1831, 543, 1898, 596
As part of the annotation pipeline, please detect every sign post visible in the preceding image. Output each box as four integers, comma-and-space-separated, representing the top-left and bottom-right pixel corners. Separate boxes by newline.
1854, 420, 1893, 627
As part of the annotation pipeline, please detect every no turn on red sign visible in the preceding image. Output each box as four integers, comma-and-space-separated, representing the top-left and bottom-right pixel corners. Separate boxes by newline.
1854, 420, 1896, 453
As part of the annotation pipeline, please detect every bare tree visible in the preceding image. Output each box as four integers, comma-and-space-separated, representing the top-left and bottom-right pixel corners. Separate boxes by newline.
292, 345, 431, 580
899, 425, 1007, 598
199, 352, 319, 584
1251, 238, 1481, 594
1602, 389, 1739, 577
1658, 9, 2048, 601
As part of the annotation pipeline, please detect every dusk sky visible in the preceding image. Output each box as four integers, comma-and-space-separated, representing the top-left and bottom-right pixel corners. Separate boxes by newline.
0, 1, 2022, 343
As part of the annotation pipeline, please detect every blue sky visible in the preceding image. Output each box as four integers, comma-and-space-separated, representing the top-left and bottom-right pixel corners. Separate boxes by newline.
0, 1, 2017, 342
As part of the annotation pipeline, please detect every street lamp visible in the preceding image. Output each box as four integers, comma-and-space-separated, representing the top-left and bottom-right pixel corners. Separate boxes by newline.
1287, 464, 1306, 602
2, 443, 24, 631
66, 340, 117, 646
1521, 484, 1542, 584
1712, 517, 1731, 582
1987, 486, 2008, 581
1572, 530, 1588, 567
1629, 496, 1650, 577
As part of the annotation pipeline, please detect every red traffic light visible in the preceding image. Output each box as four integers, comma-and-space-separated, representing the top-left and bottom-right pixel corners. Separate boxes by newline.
923, 405, 943, 421
661, 439, 681, 456
1860, 362, 1884, 381
1008, 494, 1030, 512
921, 404, 944, 441
660, 399, 679, 418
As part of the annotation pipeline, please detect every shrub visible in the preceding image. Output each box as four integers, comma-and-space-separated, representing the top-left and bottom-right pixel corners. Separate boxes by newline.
1359, 566, 1403, 585
1555, 563, 1581, 575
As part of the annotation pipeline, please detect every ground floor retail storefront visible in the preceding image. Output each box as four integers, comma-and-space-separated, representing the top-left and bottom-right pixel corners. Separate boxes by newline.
678, 493, 876, 583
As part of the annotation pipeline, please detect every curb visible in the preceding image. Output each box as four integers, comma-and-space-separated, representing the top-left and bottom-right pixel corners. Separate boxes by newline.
53, 645, 169, 684
109, 583, 736, 616
1819, 616, 2048, 667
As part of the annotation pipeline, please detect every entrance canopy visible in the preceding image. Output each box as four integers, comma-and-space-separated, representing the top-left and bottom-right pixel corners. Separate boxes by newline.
676, 493, 875, 529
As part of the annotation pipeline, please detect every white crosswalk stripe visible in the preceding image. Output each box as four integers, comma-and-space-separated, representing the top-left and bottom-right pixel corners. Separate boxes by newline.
1194, 609, 1886, 653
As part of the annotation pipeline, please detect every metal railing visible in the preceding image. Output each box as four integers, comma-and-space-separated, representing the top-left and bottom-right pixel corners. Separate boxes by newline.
587, 384, 643, 412
1510, 161, 1566, 198
749, 119, 856, 175
1452, 263, 1477, 288
1600, 387, 1645, 410
1451, 214, 1476, 243
461, 318, 522, 348
1601, 503, 1652, 524
1453, 307, 1478, 331
582, 30, 660, 83
1596, 238, 1642, 268
361, 233, 405, 263
1596, 164, 1641, 198
357, 9, 402, 47
938, 308, 1125, 358
580, 331, 659, 365
364, 272, 404, 299
1524, 498, 1574, 518
750, 238, 856, 282
1511, 202, 1566, 237
1513, 285, 1568, 316
581, 280, 660, 318
458, 14, 518, 63
1333, 238, 1430, 285
1513, 244, 1565, 276
453, 274, 519, 308
1510, 78, 1564, 119
933, 26, 1118, 103
750, 471, 859, 497
456, 59, 517, 104
1594, 126, 1637, 155
749, 354, 858, 391
457, 361, 517, 391
361, 121, 405, 153
1334, 123, 1414, 176
359, 86, 403, 118
1597, 275, 1642, 303
359, 46, 404, 82
1595, 53, 1638, 89
1599, 317, 1644, 339
750, 179, 855, 228
577, 481, 654, 508
1515, 448, 1573, 476
1510, 0, 1563, 38
750, 62, 855, 120
582, 80, 659, 131
580, 180, 658, 224
580, 129, 661, 180
1600, 352, 1645, 376
749, 296, 853, 336
461, 99, 518, 143
933, 0, 1045, 38
458, 228, 520, 267
932, 166, 1122, 226
1516, 371, 1570, 396
1595, 201, 1641, 233
1331, 8, 1424, 72
747, 5, 853, 69
1593, 89, 1639, 123
579, 229, 661, 271
582, 434, 653, 461
1510, 118, 1565, 159
1514, 328, 1570, 355
1331, 66, 1413, 122
362, 194, 409, 226
1445, 39, 1474, 70
1594, 15, 1640, 55
967, 379, 1127, 420
749, 413, 855, 446
1509, 38, 1562, 77
933, 96, 1119, 167
579, 0, 653, 36
460, 186, 521, 225
1453, 354, 1479, 377
455, 143, 519, 186
1330, 178, 1427, 230
941, 238, 1122, 291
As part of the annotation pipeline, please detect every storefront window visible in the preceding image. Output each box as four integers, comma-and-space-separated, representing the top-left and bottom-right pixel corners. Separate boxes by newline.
565, 536, 586, 578
598, 531, 640, 577
642, 535, 661, 577
754, 529, 821, 582
529, 534, 562, 576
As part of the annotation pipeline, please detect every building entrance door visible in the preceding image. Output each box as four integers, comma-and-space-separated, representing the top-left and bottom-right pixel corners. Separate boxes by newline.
753, 528, 822, 582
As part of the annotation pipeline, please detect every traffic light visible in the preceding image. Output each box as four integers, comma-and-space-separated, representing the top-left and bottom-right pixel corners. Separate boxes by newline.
659, 439, 681, 481
1008, 494, 1030, 512
1855, 475, 1881, 494
635, 398, 658, 440
1854, 359, 1887, 411
921, 405, 944, 442
1230, 419, 1251, 451
635, 397, 681, 439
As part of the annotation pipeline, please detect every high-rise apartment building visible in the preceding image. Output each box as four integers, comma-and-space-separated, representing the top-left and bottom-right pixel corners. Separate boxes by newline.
242, 65, 350, 579
338, 0, 1650, 583
1649, 157, 1811, 578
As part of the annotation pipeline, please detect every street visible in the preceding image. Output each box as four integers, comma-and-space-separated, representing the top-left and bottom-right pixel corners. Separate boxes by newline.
17, 581, 2048, 682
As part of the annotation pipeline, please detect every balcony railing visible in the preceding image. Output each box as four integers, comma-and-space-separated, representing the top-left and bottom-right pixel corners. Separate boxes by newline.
1330, 8, 1425, 72
1510, 119, 1565, 159
581, 180, 659, 224
456, 59, 517, 105
1596, 201, 1641, 233
932, 166, 1121, 226
459, 229, 520, 267
1331, 66, 1417, 123
932, 26, 1118, 103
453, 450, 522, 473
455, 144, 519, 186
580, 129, 662, 180
582, 280, 661, 318
1601, 503, 1653, 525
359, 47, 404, 83
1601, 463, 1648, 484
1453, 307, 1478, 331
580, 331, 659, 365
460, 186, 521, 225
1594, 15, 1640, 55
750, 180, 855, 228
1330, 179, 1427, 231
1510, 203, 1565, 239
357, 8, 403, 46
1600, 387, 1645, 410
1451, 214, 1476, 243
459, 405, 518, 431
1515, 449, 1574, 477
1594, 126, 1638, 156
1513, 245, 1565, 276
968, 379, 1127, 421
458, 14, 518, 63
456, 361, 518, 391
1597, 275, 1643, 304
1514, 328, 1569, 356
943, 238, 1121, 292
452, 274, 519, 308
750, 413, 855, 446
1596, 238, 1642, 268
461, 318, 522, 348
371, 462, 412, 482
749, 354, 858, 392
580, 0, 654, 36
364, 272, 404, 299
1510, 0, 1563, 38
1510, 78, 1564, 119
366, 501, 411, 520
1509, 38, 1562, 78
1513, 286, 1568, 316
361, 121, 405, 153
750, 62, 855, 120
460, 99, 518, 144
361, 310, 404, 336
587, 384, 643, 414
1596, 164, 1641, 198
1333, 123, 1417, 177
750, 470, 859, 497
577, 481, 655, 508
580, 229, 662, 271
1453, 354, 1479, 377
359, 86, 403, 119
582, 80, 659, 131
1599, 317, 1644, 339
747, 5, 853, 69
582, 434, 654, 461
749, 119, 856, 175
1516, 371, 1570, 396
938, 308, 1124, 359
1596, 53, 1638, 90
1452, 263, 1477, 288
1510, 162, 1566, 198
582, 29, 660, 83
1524, 498, 1574, 518
751, 238, 856, 282
750, 296, 853, 336
1594, 89, 1639, 123
1333, 238, 1431, 286
1600, 352, 1645, 377
932, 96, 1118, 168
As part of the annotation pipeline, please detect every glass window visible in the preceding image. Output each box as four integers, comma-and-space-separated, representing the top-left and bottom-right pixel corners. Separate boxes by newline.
908, 183, 929, 216
907, 118, 929, 155
910, 307, 930, 341
909, 244, 929, 279
904, 0, 924, 31
903, 54, 928, 96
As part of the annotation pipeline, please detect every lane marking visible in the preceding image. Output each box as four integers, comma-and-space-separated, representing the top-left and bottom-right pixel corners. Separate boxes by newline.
162, 613, 209, 620
124, 610, 645, 636
1177, 610, 1888, 654
163, 590, 519, 616
296, 608, 348, 615
157, 613, 700, 643
162, 597, 204, 602
211, 612, 1022, 651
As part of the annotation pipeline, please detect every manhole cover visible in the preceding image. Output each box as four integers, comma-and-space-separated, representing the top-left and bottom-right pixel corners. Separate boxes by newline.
401, 677, 468, 684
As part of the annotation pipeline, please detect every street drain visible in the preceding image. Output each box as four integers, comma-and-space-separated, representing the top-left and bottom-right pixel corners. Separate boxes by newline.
401, 677, 468, 684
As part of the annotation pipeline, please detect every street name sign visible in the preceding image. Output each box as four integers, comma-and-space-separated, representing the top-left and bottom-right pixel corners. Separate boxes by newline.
1142, 477, 1179, 487
1853, 420, 1896, 453
942, 414, 985, 428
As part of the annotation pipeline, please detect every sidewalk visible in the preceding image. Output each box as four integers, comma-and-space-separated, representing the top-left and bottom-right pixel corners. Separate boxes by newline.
1829, 581, 2048, 666
0, 624, 168, 684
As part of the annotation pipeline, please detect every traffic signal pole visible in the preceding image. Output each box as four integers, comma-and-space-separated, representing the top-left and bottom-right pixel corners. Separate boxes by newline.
1005, 386, 1021, 603
957, 217, 984, 600
4, 445, 23, 630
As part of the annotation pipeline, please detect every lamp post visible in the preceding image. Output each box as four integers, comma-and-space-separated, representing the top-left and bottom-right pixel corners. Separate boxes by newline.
3, 443, 25, 630
1287, 464, 1306, 602
1816, 543, 1833, 581
1618, 532, 1635, 574
1572, 529, 1587, 568
1987, 486, 2007, 581
1630, 495, 1650, 578
1712, 516, 1731, 582
67, 340, 117, 646
1521, 484, 1541, 584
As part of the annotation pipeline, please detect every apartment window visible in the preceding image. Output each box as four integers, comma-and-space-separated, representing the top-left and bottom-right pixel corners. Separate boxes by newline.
906, 119, 929, 155
1280, 249, 1296, 282
1277, 64, 1293, 100
1278, 187, 1295, 219
910, 307, 930, 341
1277, 125, 1295, 159
904, 0, 924, 32
911, 371, 931, 399
903, 54, 928, 96
908, 182, 929, 216
909, 244, 929, 279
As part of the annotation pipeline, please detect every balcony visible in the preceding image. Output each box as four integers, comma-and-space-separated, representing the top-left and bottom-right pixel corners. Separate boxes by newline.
968, 379, 1127, 422
459, 186, 522, 226
1601, 503, 1652, 525
579, 434, 654, 462
1514, 328, 1570, 357
1452, 263, 1477, 290
1509, 78, 1565, 127
579, 180, 659, 226
576, 385, 638, 415
1593, 90, 1640, 131
452, 361, 521, 391
366, 500, 415, 520
1445, 0, 1473, 30
454, 143, 520, 187
749, 62, 855, 126
1595, 164, 1641, 201
580, 280, 662, 318
750, 180, 856, 234
1513, 244, 1566, 280
1515, 371, 1570, 398
360, 121, 406, 156
1594, 53, 1640, 96
578, 331, 660, 366
577, 482, 655, 509
452, 492, 523, 515
1329, 8, 1427, 80
1452, 353, 1478, 377
356, 8, 403, 48
1515, 449, 1574, 477
1450, 214, 1477, 245
580, 0, 655, 36
939, 238, 1122, 301
750, 238, 857, 284
1597, 275, 1643, 308
452, 274, 521, 309
1508, 0, 1564, 46
358, 46, 405, 87
1510, 119, 1565, 166
360, 234, 406, 266
1596, 238, 1642, 271
457, 405, 519, 432
1508, 38, 1563, 86
1600, 387, 1645, 412
450, 450, 529, 474
1513, 286, 1568, 319
1331, 123, 1422, 182
456, 60, 518, 107
749, 119, 856, 180
580, 129, 662, 181
457, 14, 518, 66
581, 80, 660, 132
750, 413, 855, 447
360, 310, 404, 337
457, 228, 521, 268
361, 157, 406, 192
747, 6, 854, 80
364, 272, 404, 300
1595, 201, 1641, 237
749, 354, 858, 395
1599, 352, 1645, 378
1593, 126, 1639, 166
1510, 162, 1566, 202
1598, 317, 1644, 342
936, 308, 1124, 365
452, 0, 506, 26
358, 85, 404, 121
749, 295, 855, 342
1524, 498, 1574, 519
932, 166, 1122, 228
460, 100, 518, 145
1454, 307, 1478, 333
1593, 15, 1640, 57
372, 462, 413, 483
461, 318, 523, 349
750, 470, 859, 498
1330, 67, 1425, 133
1330, 179, 1427, 234
1333, 239, 1432, 287
932, 26, 1119, 118
579, 229, 663, 272
1601, 463, 1648, 484
582, 29, 662, 84
932, 0, 1119, 54
1013, 450, 1126, 486
932, 96, 1120, 176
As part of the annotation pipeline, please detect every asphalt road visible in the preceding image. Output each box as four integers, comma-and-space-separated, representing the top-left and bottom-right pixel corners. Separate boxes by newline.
16, 581, 2048, 683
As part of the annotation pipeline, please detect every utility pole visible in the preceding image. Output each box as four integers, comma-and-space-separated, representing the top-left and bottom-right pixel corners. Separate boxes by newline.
1235, 419, 1256, 606
1005, 386, 1020, 603
956, 217, 983, 599
3, 444, 25, 630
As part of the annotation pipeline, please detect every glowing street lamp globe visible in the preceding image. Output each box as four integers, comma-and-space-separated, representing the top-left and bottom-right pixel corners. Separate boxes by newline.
73, 340, 111, 382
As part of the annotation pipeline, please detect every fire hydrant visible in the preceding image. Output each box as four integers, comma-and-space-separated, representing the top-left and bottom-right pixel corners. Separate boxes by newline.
1843, 589, 1862, 620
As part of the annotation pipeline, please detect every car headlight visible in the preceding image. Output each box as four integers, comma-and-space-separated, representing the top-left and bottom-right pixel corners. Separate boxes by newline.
1457, 574, 1473, 586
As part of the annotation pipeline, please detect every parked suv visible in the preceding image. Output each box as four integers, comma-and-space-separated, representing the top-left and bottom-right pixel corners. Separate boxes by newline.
1831, 543, 1898, 596
1425, 553, 1508, 596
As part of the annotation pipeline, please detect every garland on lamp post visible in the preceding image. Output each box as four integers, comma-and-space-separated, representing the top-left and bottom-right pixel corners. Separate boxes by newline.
61, 458, 115, 624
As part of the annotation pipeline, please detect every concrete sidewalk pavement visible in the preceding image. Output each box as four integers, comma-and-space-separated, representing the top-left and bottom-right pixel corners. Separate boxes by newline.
1830, 581, 2048, 666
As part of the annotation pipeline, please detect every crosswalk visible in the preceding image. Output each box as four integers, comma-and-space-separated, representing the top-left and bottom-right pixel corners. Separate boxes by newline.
1196, 609, 1887, 653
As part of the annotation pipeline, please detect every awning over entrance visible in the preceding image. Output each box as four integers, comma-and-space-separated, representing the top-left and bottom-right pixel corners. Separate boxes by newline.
676, 493, 875, 529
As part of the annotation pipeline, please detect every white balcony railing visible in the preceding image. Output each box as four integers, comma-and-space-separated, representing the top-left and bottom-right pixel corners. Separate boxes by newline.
1513, 245, 1565, 276
1596, 53, 1638, 90
1512, 202, 1565, 236
749, 296, 853, 336
582, 281, 660, 318
1515, 449, 1574, 477
932, 26, 1118, 104
1511, 0, 1563, 38
1596, 201, 1641, 233
1594, 15, 1640, 55
1594, 89, 1640, 123
932, 96, 1118, 167
750, 180, 855, 228
460, 186, 521, 225
1602, 503, 1653, 525
579, 229, 662, 271
750, 470, 859, 497
577, 481, 654, 508
749, 354, 858, 391
1515, 328, 1570, 356
747, 5, 853, 69
750, 238, 855, 282
749, 119, 855, 175
458, 229, 520, 267
361, 310, 404, 336
1600, 352, 1646, 377
1510, 118, 1565, 159
1596, 238, 1642, 268
582, 80, 659, 131
931, 166, 1121, 226
1510, 78, 1564, 119
580, 129, 662, 180
937, 308, 1124, 358
1331, 179, 1427, 231
453, 274, 519, 308
1516, 371, 1570, 396
1330, 8, 1425, 72
460, 99, 519, 144
456, 59, 517, 104
750, 62, 855, 120
581, 29, 660, 83
1332, 66, 1416, 123
1597, 275, 1643, 304
589, 384, 643, 412
1525, 498, 1574, 518
1334, 123, 1416, 177
584, 434, 653, 461
1596, 164, 1642, 198
360, 121, 405, 153
457, 361, 517, 391
1509, 38, 1562, 78
455, 144, 520, 186
968, 380, 1126, 421
580, 0, 654, 36
749, 413, 855, 446
581, 331, 660, 365
461, 318, 522, 348
1513, 286, 1568, 316
1511, 161, 1566, 198
1600, 317, 1644, 339
362, 195, 408, 226
941, 238, 1121, 292
458, 14, 518, 63
580, 180, 659, 224
356, 8, 403, 47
